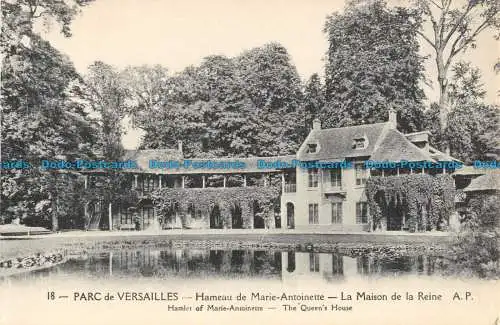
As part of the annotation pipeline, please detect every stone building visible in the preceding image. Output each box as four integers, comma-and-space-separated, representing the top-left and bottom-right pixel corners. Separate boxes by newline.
281, 110, 459, 231
82, 110, 460, 232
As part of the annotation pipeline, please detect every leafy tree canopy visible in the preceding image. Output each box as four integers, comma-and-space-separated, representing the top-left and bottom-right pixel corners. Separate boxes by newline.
132, 43, 306, 158
323, 0, 427, 133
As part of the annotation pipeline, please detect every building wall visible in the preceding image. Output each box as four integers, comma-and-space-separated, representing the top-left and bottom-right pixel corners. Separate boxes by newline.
104, 161, 374, 232
281, 161, 370, 232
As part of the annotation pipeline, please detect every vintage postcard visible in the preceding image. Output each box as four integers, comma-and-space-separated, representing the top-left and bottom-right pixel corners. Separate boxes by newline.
1, 0, 499, 324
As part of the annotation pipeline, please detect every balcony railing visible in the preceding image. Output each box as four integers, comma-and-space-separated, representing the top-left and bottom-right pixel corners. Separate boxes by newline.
283, 183, 296, 193
323, 184, 345, 194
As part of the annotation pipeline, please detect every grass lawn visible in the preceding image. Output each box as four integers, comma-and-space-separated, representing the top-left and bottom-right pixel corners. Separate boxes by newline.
0, 224, 51, 236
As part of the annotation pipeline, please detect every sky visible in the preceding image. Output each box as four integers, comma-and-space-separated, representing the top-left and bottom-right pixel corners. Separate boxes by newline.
40, 0, 499, 149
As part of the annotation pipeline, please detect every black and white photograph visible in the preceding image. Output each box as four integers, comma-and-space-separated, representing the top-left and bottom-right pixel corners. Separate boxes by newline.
0, 0, 499, 324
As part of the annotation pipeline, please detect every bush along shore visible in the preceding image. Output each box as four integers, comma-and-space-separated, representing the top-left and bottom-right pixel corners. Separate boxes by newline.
0, 251, 67, 277
40, 238, 450, 257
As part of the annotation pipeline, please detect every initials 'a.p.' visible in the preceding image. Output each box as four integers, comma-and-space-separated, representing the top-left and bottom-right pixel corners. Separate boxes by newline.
452, 291, 472, 301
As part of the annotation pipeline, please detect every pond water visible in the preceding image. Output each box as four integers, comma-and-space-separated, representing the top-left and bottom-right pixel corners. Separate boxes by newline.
3, 247, 444, 284
1, 246, 498, 325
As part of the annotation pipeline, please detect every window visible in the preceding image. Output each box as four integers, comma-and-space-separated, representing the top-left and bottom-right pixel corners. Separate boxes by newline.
355, 163, 368, 186
308, 203, 319, 224
149, 177, 157, 191
308, 168, 319, 187
352, 136, 368, 149
142, 176, 157, 192
356, 202, 369, 224
309, 253, 320, 272
120, 208, 133, 225
306, 143, 318, 153
142, 206, 155, 228
330, 169, 342, 188
331, 202, 343, 224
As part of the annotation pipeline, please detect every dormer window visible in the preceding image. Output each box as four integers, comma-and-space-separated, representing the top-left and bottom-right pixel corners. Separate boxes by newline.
306, 143, 318, 153
352, 136, 368, 149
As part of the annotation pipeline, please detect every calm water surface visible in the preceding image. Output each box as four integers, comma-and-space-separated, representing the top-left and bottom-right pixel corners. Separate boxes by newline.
3, 247, 444, 284
2, 247, 497, 325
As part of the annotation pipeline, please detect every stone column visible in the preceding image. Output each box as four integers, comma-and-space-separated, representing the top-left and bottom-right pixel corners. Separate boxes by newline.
159, 175, 162, 188
243, 175, 247, 187
109, 251, 113, 276
267, 210, 275, 229
223, 176, 227, 188
281, 173, 285, 192
108, 202, 113, 231
134, 174, 138, 188
202, 175, 206, 188
84, 175, 88, 189
84, 202, 89, 230
249, 203, 254, 229
181, 176, 185, 188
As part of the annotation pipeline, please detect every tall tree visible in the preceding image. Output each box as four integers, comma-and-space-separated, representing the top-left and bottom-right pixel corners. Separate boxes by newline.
303, 73, 325, 131
442, 61, 499, 162
133, 43, 306, 158
1, 0, 94, 62
323, 0, 426, 133
195, 56, 258, 157
121, 64, 170, 120
1, 0, 96, 229
131, 57, 249, 157
413, 0, 499, 131
83, 61, 128, 160
235, 42, 306, 156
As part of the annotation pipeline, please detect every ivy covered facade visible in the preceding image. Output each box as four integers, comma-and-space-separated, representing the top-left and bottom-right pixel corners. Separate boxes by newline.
82, 110, 460, 232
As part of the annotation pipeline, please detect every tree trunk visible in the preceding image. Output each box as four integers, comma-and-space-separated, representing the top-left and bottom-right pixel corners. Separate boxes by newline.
436, 49, 449, 131
50, 173, 59, 232
436, 46, 451, 154
51, 195, 59, 232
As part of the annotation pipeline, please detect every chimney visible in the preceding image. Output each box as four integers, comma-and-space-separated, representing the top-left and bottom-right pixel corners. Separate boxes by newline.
388, 106, 397, 128
312, 118, 321, 130
177, 140, 183, 153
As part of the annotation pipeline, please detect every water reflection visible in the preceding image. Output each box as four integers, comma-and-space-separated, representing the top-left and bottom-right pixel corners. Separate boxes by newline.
282, 252, 439, 283
3, 248, 443, 283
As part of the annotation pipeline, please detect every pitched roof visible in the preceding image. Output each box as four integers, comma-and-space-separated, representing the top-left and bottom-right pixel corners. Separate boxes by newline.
122, 149, 184, 165
173, 155, 297, 174
297, 122, 389, 160
122, 149, 295, 174
428, 146, 462, 162
463, 170, 500, 192
297, 122, 440, 162
78, 149, 184, 174
452, 166, 485, 176
370, 129, 435, 162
